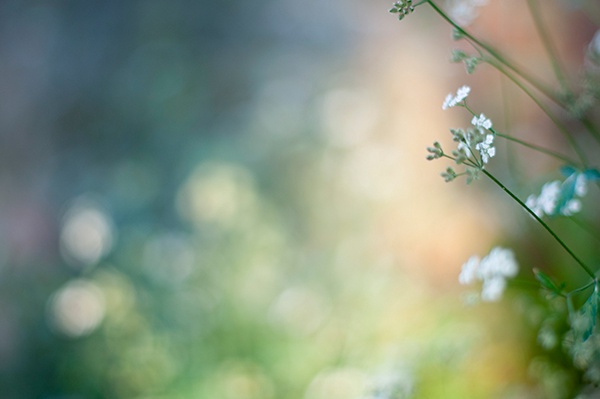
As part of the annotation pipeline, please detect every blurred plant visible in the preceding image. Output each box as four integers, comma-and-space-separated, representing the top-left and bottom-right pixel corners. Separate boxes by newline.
393, 0, 600, 397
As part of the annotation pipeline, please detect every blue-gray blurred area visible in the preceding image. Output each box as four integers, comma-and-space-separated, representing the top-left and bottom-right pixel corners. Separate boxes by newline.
0, 1, 527, 398
0, 1, 397, 398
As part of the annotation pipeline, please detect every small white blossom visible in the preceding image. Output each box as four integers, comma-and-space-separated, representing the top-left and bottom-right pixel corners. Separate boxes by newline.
471, 113, 492, 130
539, 181, 561, 214
562, 199, 581, 216
575, 174, 588, 197
459, 255, 479, 285
458, 247, 518, 302
527, 174, 588, 218
478, 247, 518, 280
481, 277, 506, 302
527, 180, 560, 217
442, 85, 471, 110
475, 133, 495, 164
526, 194, 543, 218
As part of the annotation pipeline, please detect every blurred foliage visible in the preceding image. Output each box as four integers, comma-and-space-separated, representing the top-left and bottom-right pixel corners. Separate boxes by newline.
0, 0, 576, 398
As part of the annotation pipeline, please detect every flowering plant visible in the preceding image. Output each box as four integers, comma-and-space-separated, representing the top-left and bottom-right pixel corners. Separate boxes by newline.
391, 0, 600, 396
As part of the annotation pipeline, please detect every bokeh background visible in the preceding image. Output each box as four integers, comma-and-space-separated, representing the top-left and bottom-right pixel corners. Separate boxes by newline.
1, 0, 599, 398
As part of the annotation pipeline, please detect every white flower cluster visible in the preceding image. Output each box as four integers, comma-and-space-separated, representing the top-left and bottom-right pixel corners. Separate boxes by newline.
526, 174, 588, 218
459, 247, 519, 302
471, 113, 492, 130
446, 0, 489, 26
471, 113, 494, 163
475, 134, 495, 164
434, 85, 496, 178
442, 85, 471, 110
450, 107, 495, 165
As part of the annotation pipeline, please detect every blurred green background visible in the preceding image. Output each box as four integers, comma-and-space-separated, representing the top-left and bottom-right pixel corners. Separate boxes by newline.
2, 0, 598, 398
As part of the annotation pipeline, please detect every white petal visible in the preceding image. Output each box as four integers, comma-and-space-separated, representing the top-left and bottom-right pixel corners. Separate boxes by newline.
481, 277, 506, 302
459, 255, 480, 285
575, 174, 588, 197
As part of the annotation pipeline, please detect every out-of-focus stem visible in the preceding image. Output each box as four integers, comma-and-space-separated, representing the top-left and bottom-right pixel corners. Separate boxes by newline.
483, 170, 595, 279
527, 0, 569, 94
426, 0, 560, 103
494, 132, 580, 167
488, 60, 589, 167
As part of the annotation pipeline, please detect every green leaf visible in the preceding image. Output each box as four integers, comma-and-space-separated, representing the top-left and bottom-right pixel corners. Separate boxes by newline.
533, 268, 563, 296
583, 290, 597, 341
576, 284, 598, 342
584, 168, 600, 181
560, 165, 577, 177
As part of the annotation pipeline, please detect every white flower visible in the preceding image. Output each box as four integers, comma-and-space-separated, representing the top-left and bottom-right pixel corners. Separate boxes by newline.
442, 85, 471, 110
458, 247, 518, 302
471, 113, 492, 130
562, 199, 581, 216
459, 255, 479, 285
539, 181, 561, 214
527, 180, 560, 217
575, 174, 588, 197
475, 133, 495, 164
481, 277, 506, 302
451, 125, 495, 167
526, 194, 543, 218
526, 175, 588, 218
542, 181, 561, 209
478, 247, 518, 280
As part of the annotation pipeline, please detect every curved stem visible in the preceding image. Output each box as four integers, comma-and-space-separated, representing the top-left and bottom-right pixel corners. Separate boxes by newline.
441, 153, 479, 169
463, 104, 581, 166
499, 77, 525, 190
483, 170, 595, 279
580, 115, 600, 145
569, 216, 600, 243
426, 0, 600, 148
527, 0, 569, 94
567, 279, 596, 296
426, 0, 560, 103
494, 131, 580, 167
487, 60, 589, 167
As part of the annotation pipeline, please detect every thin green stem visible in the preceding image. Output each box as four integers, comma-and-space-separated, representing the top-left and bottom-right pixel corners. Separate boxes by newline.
487, 60, 589, 167
494, 132, 579, 166
511, 278, 544, 291
580, 115, 600, 145
441, 153, 478, 169
426, 0, 560, 103
567, 279, 596, 297
499, 76, 523, 190
483, 170, 595, 279
427, 0, 600, 149
463, 104, 582, 167
526, 0, 569, 94
569, 216, 600, 243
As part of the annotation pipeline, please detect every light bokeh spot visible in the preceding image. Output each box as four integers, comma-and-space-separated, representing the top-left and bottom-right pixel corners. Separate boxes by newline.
47, 279, 106, 338
176, 162, 258, 228
60, 197, 115, 267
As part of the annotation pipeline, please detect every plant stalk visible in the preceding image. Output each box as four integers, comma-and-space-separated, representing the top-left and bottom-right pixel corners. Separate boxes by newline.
483, 170, 595, 279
